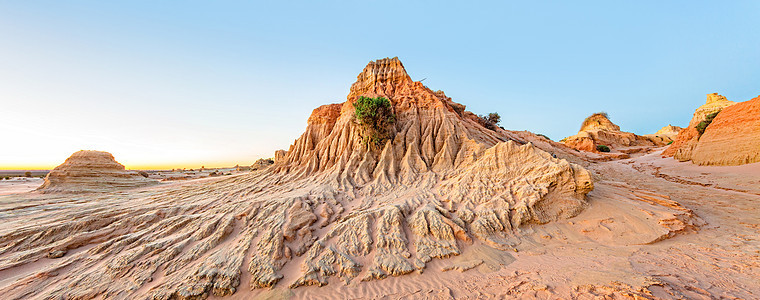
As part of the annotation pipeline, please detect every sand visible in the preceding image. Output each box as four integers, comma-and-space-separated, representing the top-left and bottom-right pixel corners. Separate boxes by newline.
0, 178, 43, 196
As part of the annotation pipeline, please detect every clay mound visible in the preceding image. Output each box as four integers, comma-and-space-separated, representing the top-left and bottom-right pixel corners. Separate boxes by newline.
563, 113, 666, 154
580, 112, 620, 132
0, 57, 594, 299
250, 158, 274, 171
691, 95, 760, 165
655, 124, 683, 137
663, 93, 736, 160
644, 124, 683, 145
37, 150, 157, 193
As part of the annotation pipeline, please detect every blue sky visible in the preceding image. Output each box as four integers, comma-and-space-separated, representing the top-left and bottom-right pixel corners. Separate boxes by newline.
2, 1, 759, 169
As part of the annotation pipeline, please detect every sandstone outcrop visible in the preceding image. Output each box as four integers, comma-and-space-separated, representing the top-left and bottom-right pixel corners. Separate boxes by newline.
0, 57, 595, 299
663, 93, 736, 160
691, 95, 760, 165
563, 113, 668, 154
37, 150, 157, 193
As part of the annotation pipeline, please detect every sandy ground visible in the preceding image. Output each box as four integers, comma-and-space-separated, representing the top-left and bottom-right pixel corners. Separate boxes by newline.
0, 178, 43, 195
627, 149, 760, 195
0, 155, 758, 299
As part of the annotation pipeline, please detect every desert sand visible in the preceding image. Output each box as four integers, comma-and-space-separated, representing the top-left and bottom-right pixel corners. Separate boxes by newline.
0, 58, 758, 299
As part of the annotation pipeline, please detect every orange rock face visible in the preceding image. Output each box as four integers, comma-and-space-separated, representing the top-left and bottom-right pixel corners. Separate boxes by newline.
663, 93, 735, 159
690, 96, 760, 165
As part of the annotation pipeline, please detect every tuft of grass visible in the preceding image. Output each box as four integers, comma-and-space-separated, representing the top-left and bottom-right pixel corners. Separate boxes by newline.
596, 145, 611, 152
695, 111, 719, 136
535, 133, 551, 141
354, 96, 396, 149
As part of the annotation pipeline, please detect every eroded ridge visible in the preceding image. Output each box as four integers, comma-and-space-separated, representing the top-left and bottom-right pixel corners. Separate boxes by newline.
0, 57, 596, 299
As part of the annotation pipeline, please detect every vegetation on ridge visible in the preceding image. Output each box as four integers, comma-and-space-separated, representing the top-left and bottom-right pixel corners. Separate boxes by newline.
596, 145, 611, 152
478, 112, 501, 131
353, 96, 396, 149
695, 111, 719, 137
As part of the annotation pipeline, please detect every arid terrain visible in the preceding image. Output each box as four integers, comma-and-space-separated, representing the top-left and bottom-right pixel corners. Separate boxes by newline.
0, 58, 758, 299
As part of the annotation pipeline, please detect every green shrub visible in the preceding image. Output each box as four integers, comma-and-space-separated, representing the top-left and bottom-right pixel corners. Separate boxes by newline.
477, 112, 501, 131
695, 111, 719, 136
354, 96, 396, 149
667, 140, 673, 145
596, 145, 611, 152
536, 133, 551, 141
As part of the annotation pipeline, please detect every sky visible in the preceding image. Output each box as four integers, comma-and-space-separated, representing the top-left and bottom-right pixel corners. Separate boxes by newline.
1, 1, 759, 170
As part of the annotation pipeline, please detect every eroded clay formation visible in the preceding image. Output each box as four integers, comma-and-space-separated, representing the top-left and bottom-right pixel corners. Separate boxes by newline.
37, 150, 157, 193
644, 124, 683, 145
562, 113, 671, 154
0, 58, 598, 299
690, 95, 760, 166
663, 93, 736, 161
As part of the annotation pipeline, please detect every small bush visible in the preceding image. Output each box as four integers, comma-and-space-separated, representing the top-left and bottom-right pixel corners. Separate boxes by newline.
667, 140, 673, 145
477, 112, 501, 131
354, 96, 396, 149
24, 171, 32, 177
596, 145, 611, 152
536, 133, 551, 141
695, 111, 719, 136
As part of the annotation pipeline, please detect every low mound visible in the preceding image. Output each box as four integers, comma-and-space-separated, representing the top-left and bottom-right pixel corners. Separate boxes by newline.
37, 150, 157, 193
0, 58, 594, 298
580, 112, 619, 131
691, 95, 760, 165
644, 124, 683, 145
663, 93, 736, 160
655, 124, 683, 137
563, 112, 666, 154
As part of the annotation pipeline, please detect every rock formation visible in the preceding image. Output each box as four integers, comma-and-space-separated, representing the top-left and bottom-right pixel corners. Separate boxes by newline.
663, 93, 736, 160
250, 158, 274, 170
690, 95, 760, 165
37, 150, 158, 193
562, 112, 668, 153
644, 124, 683, 145
273, 149, 288, 163
0, 57, 595, 299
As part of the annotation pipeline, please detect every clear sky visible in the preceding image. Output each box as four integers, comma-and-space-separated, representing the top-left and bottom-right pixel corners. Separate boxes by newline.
2, 1, 759, 170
